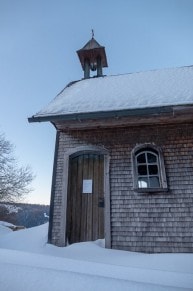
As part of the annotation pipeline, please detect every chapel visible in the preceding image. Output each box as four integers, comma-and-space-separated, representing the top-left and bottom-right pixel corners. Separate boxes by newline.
29, 36, 193, 253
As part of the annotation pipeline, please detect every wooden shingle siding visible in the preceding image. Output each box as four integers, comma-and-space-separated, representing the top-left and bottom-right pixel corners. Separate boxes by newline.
50, 122, 193, 253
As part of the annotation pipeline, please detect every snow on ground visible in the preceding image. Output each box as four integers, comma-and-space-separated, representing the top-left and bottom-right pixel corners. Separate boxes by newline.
0, 221, 15, 228
0, 223, 193, 291
0, 223, 12, 235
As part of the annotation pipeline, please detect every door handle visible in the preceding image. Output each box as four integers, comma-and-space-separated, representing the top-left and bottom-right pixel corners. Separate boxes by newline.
98, 197, 105, 208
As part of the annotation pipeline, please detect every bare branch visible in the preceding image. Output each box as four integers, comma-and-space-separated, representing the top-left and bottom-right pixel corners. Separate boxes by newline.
0, 133, 34, 202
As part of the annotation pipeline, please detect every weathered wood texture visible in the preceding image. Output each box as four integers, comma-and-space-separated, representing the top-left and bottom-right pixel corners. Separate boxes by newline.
53, 105, 193, 130
66, 153, 104, 244
50, 122, 193, 253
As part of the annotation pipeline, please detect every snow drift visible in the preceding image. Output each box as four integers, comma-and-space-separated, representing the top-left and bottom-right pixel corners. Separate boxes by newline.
0, 223, 193, 290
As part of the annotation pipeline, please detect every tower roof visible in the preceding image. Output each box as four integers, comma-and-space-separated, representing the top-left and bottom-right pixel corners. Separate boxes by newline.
77, 37, 108, 70
81, 37, 104, 50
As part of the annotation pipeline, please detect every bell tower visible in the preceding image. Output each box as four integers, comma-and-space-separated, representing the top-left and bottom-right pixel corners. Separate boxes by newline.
77, 31, 108, 79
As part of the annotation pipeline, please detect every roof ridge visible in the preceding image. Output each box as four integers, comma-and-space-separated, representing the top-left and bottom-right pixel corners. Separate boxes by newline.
64, 64, 193, 87
107, 64, 193, 78
54, 64, 193, 98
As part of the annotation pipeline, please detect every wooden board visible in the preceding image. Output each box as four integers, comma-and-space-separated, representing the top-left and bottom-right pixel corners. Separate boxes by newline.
66, 153, 104, 244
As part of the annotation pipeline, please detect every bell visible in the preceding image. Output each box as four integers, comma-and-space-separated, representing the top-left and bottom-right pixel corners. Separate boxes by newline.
90, 61, 97, 71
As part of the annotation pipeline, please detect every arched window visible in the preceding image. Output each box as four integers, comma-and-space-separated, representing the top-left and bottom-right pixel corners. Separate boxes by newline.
132, 145, 167, 192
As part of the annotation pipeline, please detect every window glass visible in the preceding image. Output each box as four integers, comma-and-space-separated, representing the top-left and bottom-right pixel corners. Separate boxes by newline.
138, 165, 147, 175
137, 153, 146, 163
148, 165, 158, 175
149, 176, 160, 187
138, 177, 148, 188
147, 152, 157, 163
135, 150, 160, 189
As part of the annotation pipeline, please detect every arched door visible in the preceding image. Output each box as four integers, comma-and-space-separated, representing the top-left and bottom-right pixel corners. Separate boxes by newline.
66, 152, 104, 244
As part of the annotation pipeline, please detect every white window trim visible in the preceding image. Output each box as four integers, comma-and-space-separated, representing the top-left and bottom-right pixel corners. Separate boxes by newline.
131, 144, 168, 193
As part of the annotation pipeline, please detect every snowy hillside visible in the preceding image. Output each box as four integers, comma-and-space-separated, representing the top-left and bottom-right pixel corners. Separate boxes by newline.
0, 223, 193, 291
0, 203, 49, 228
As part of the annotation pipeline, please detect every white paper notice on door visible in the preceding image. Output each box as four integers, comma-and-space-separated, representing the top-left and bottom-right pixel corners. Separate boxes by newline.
82, 179, 93, 194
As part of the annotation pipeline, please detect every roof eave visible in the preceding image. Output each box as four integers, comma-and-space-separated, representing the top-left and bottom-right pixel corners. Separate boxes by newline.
28, 104, 193, 124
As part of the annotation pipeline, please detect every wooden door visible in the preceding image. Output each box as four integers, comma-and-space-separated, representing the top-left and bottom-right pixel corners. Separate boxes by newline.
66, 153, 104, 244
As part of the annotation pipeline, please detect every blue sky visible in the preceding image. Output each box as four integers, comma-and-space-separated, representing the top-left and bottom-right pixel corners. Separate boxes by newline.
1, 0, 193, 204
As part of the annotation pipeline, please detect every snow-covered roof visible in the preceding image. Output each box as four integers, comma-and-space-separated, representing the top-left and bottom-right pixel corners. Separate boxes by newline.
31, 65, 193, 121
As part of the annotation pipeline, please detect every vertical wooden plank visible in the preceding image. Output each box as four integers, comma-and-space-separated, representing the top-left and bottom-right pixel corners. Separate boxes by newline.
66, 159, 72, 243
98, 155, 104, 238
71, 157, 78, 244
67, 153, 104, 244
67, 157, 78, 244
92, 154, 99, 240
87, 154, 94, 240
81, 154, 89, 241
76, 155, 83, 242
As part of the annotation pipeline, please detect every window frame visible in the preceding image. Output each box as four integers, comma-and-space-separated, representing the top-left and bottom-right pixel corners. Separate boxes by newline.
132, 144, 168, 193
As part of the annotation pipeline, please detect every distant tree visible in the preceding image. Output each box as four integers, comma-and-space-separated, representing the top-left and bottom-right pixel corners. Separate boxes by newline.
0, 133, 34, 202
0, 204, 18, 225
